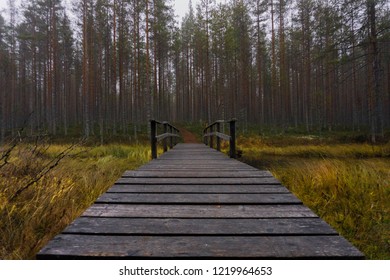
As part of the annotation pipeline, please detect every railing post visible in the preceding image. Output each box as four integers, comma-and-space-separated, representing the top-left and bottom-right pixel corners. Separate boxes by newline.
229, 119, 236, 158
216, 122, 221, 152
210, 125, 214, 149
163, 122, 168, 153
169, 126, 173, 149
151, 120, 157, 159
204, 128, 208, 145
175, 128, 179, 146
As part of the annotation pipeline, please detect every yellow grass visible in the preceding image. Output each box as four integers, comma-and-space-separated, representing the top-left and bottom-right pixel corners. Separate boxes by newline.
238, 135, 390, 259
0, 142, 150, 259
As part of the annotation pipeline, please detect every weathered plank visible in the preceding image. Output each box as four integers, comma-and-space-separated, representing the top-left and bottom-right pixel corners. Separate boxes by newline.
63, 217, 338, 236
116, 177, 281, 185
107, 184, 290, 194
37, 235, 364, 260
138, 165, 258, 171
96, 193, 302, 204
137, 166, 258, 171
82, 204, 317, 218
122, 170, 274, 178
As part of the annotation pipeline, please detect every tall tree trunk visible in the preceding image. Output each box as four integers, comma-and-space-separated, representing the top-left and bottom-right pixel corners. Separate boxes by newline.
367, 0, 383, 142
146, 0, 152, 132
270, 0, 277, 125
82, 0, 90, 137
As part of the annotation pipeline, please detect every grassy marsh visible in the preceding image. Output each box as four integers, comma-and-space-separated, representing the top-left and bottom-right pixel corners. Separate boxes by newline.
0, 141, 151, 259
1, 127, 389, 260
238, 134, 390, 259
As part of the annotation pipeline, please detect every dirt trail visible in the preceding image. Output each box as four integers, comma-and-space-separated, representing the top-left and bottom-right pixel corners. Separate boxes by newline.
176, 126, 201, 143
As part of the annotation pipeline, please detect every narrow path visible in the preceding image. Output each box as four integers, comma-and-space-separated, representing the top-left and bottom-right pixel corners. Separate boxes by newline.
175, 126, 200, 143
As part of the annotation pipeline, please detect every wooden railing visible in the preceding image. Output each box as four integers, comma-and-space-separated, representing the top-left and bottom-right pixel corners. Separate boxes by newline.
150, 120, 181, 159
203, 119, 237, 158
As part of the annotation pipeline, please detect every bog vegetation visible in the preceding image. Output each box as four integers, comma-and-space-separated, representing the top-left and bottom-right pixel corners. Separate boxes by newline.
1, 126, 389, 259
0, 134, 151, 259
236, 130, 390, 260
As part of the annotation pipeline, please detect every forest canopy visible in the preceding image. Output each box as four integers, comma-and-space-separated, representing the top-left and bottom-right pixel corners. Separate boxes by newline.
0, 0, 389, 142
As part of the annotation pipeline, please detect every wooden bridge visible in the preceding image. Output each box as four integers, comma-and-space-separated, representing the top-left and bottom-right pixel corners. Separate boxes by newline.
37, 122, 363, 259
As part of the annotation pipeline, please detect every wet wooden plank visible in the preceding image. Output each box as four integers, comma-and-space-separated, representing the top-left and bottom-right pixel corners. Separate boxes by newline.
107, 184, 290, 194
37, 235, 364, 260
63, 217, 338, 236
96, 193, 302, 205
116, 177, 281, 185
82, 204, 317, 218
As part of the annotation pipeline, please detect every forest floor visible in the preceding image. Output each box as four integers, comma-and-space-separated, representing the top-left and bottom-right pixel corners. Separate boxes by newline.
176, 125, 201, 143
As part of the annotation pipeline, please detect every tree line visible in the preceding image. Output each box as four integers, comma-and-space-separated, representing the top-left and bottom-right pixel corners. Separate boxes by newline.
0, 0, 389, 142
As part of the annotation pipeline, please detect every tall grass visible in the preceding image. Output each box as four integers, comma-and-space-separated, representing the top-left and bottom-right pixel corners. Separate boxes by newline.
1, 130, 388, 259
239, 135, 390, 259
0, 141, 150, 259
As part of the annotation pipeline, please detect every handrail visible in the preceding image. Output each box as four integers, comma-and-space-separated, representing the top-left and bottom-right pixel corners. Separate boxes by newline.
150, 120, 181, 159
203, 119, 237, 158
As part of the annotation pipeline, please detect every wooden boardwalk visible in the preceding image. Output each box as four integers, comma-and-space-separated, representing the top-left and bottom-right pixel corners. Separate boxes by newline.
37, 143, 364, 259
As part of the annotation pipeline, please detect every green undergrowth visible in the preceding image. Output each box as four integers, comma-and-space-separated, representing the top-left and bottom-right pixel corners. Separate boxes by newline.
0, 140, 151, 259
238, 134, 390, 260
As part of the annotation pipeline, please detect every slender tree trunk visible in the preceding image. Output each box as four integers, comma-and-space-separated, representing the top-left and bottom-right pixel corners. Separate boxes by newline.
270, 0, 277, 125
146, 0, 152, 132
367, 0, 383, 142
82, 0, 90, 137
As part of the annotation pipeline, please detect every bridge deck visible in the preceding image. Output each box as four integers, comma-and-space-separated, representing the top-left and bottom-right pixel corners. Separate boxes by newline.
37, 144, 363, 259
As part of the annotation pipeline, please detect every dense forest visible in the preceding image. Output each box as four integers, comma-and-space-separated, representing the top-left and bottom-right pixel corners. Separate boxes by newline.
0, 0, 389, 142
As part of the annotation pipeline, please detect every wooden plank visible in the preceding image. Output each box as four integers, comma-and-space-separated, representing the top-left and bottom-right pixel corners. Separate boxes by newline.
161, 149, 221, 154
144, 160, 251, 164
161, 149, 220, 152
116, 177, 281, 185
157, 155, 227, 159
63, 217, 338, 236
37, 235, 364, 259
107, 184, 290, 194
122, 170, 274, 178
138, 165, 258, 171
159, 150, 223, 154
137, 168, 258, 172
148, 159, 247, 163
82, 204, 318, 218
139, 164, 257, 170
165, 144, 212, 149
155, 159, 232, 162
160, 149, 224, 154
155, 153, 234, 158
96, 193, 302, 205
